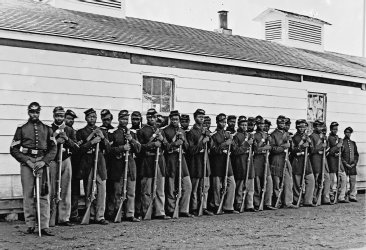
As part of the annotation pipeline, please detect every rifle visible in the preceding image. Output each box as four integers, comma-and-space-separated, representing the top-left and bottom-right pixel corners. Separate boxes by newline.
258, 140, 270, 211
315, 136, 327, 206
275, 148, 289, 208
296, 146, 308, 207
239, 134, 253, 213
216, 142, 232, 215
114, 129, 130, 223
34, 170, 42, 237
144, 147, 160, 220
198, 141, 208, 216
332, 138, 343, 204
81, 142, 99, 225
172, 145, 183, 219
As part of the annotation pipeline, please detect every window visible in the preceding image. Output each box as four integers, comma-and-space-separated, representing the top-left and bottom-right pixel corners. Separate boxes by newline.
142, 76, 174, 113
307, 92, 327, 130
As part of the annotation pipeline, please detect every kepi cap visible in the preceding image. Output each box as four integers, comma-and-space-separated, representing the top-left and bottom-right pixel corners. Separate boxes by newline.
65, 109, 77, 118
28, 102, 41, 112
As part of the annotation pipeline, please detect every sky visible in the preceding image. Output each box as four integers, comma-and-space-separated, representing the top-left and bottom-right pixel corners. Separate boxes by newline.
125, 0, 365, 57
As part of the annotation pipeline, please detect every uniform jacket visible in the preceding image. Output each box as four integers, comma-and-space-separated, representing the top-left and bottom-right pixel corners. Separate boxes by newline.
100, 125, 114, 176
130, 125, 143, 177
342, 138, 359, 175
109, 126, 141, 181
327, 134, 344, 173
162, 124, 190, 178
186, 124, 211, 178
51, 123, 78, 162
10, 119, 57, 165
291, 132, 313, 176
69, 125, 82, 179
269, 128, 291, 177
253, 131, 271, 177
137, 124, 166, 178
210, 128, 233, 177
309, 132, 326, 174
231, 130, 254, 179
76, 125, 111, 180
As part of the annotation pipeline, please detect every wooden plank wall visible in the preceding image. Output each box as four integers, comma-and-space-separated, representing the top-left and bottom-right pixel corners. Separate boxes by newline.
0, 45, 365, 200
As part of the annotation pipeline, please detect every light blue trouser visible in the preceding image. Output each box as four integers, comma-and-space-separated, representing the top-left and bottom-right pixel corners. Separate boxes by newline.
212, 176, 236, 211
114, 176, 136, 218
235, 178, 254, 209
83, 171, 106, 221
190, 177, 210, 211
293, 174, 315, 205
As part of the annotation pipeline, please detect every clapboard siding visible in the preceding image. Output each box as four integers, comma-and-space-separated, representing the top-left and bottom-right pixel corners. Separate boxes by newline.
0, 175, 22, 198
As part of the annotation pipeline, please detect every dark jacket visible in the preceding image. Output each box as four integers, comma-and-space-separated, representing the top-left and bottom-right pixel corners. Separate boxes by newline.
309, 132, 326, 174
186, 124, 211, 178
269, 128, 291, 177
109, 126, 141, 181
291, 132, 313, 176
210, 129, 233, 177
327, 134, 344, 173
51, 123, 78, 162
342, 138, 359, 176
76, 125, 111, 180
231, 130, 254, 179
253, 131, 272, 178
10, 119, 57, 165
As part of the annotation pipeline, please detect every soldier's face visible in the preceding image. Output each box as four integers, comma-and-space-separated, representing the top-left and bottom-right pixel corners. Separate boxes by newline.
257, 123, 265, 131
331, 127, 338, 135
28, 110, 40, 122
314, 125, 322, 133
170, 116, 180, 128
147, 115, 156, 126
263, 124, 270, 132
238, 122, 247, 131
195, 115, 204, 125
204, 120, 211, 129
65, 115, 75, 127
344, 132, 351, 139
227, 120, 235, 128
217, 119, 226, 129
102, 114, 112, 127
131, 117, 141, 127
247, 124, 254, 132
54, 113, 65, 125
284, 124, 290, 132
298, 125, 306, 134
181, 120, 189, 128
119, 116, 129, 127
86, 113, 97, 126
277, 122, 285, 130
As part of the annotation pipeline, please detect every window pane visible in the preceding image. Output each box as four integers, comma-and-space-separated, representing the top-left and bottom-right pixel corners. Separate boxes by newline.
152, 78, 162, 95
161, 97, 171, 112
143, 78, 152, 95
162, 79, 171, 96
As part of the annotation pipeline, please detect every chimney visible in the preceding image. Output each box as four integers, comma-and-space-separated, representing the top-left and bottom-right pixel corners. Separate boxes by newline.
46, 0, 126, 18
214, 10, 232, 35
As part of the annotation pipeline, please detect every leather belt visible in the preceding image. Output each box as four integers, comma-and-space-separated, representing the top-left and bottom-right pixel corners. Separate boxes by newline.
22, 148, 45, 157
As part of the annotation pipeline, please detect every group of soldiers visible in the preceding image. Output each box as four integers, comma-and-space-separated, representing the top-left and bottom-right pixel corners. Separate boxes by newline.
10, 102, 359, 236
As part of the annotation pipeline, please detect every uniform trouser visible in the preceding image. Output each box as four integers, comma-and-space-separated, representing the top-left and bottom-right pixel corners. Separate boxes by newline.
70, 178, 80, 220
254, 175, 273, 207
105, 178, 115, 219
49, 158, 72, 224
313, 172, 330, 203
141, 166, 166, 217
20, 163, 50, 229
272, 168, 294, 206
83, 171, 106, 221
190, 177, 210, 211
330, 172, 347, 201
114, 176, 136, 218
348, 175, 357, 200
211, 176, 236, 211
135, 175, 142, 217
293, 174, 315, 205
166, 176, 192, 214
234, 178, 254, 209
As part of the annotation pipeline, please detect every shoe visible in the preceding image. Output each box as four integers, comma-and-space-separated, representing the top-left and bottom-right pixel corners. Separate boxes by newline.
58, 221, 74, 226
246, 208, 258, 212
154, 215, 171, 220
40, 229, 55, 236
126, 217, 140, 222
264, 205, 277, 210
338, 200, 350, 203
69, 217, 81, 223
283, 204, 298, 209
349, 198, 358, 202
203, 209, 214, 216
96, 219, 109, 225
224, 210, 239, 214
25, 227, 35, 234
179, 213, 194, 218
303, 203, 317, 207
191, 210, 199, 216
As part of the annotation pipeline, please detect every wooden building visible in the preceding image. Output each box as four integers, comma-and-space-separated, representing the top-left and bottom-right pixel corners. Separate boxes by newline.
0, 0, 365, 213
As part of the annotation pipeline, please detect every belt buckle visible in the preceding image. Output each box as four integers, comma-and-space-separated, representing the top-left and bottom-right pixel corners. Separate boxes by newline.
31, 149, 38, 154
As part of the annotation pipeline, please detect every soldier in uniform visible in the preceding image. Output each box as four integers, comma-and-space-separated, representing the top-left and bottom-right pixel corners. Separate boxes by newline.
247, 117, 256, 133
49, 106, 78, 226
186, 109, 213, 216
65, 109, 82, 223
327, 122, 348, 203
309, 120, 331, 205
10, 102, 57, 236
109, 110, 141, 222
137, 108, 170, 219
76, 108, 110, 224
342, 127, 359, 202
264, 119, 272, 133
180, 114, 190, 132
163, 110, 193, 217
203, 116, 212, 131
210, 113, 237, 214
231, 116, 256, 212
291, 119, 315, 206
270, 116, 296, 208
253, 117, 276, 210
226, 115, 237, 134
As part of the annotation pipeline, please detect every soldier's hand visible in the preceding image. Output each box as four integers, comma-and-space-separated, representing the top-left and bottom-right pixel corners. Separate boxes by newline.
34, 161, 46, 172
123, 144, 131, 151
125, 134, 133, 141
175, 139, 183, 146
350, 163, 356, 168
303, 142, 309, 148
56, 137, 66, 144
345, 163, 352, 169
59, 132, 68, 140
282, 142, 290, 148
336, 142, 342, 148
202, 130, 210, 137
263, 145, 271, 151
322, 142, 327, 148
157, 133, 164, 141
26, 160, 35, 169
247, 138, 254, 145
225, 139, 233, 146
154, 141, 162, 148
95, 129, 105, 139
91, 136, 101, 145
202, 137, 210, 144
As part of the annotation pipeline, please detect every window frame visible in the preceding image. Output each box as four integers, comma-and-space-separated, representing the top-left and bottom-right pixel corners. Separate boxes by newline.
307, 91, 327, 132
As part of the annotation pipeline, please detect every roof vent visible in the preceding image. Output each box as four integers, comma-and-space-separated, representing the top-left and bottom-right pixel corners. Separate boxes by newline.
214, 11, 232, 35
46, 0, 126, 18
254, 8, 331, 51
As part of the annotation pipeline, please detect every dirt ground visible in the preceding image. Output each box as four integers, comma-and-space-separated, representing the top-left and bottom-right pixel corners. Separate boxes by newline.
1, 194, 365, 250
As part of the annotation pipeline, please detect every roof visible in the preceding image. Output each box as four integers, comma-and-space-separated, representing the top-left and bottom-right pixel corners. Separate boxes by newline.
0, 0, 365, 80
274, 8, 332, 25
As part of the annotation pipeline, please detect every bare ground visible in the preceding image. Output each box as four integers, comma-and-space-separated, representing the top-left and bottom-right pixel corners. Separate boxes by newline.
0, 194, 365, 250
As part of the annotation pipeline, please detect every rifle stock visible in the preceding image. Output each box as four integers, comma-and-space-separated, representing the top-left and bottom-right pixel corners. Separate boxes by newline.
240, 143, 252, 213
216, 143, 231, 215
315, 138, 327, 206
35, 173, 41, 237
259, 141, 270, 211
172, 145, 183, 219
332, 139, 342, 205
275, 148, 289, 208
50, 143, 64, 226
198, 142, 208, 216
144, 147, 160, 220
81, 142, 99, 225
296, 146, 308, 207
